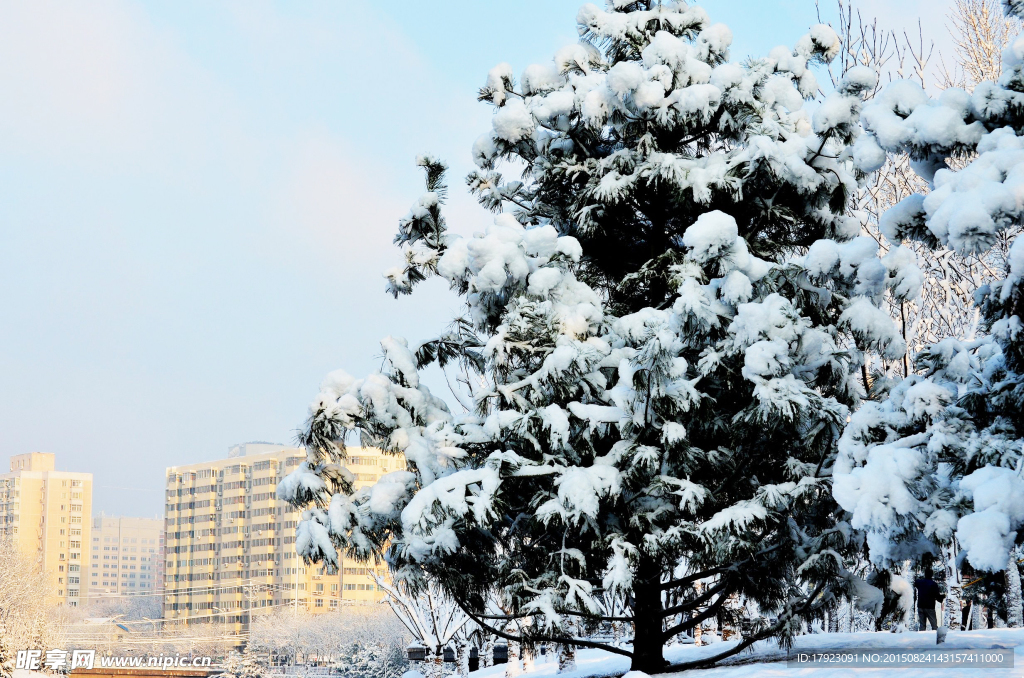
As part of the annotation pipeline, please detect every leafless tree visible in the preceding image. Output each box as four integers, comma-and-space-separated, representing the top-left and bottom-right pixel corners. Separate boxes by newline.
941, 0, 1022, 90
0, 539, 67, 654
821, 0, 1021, 383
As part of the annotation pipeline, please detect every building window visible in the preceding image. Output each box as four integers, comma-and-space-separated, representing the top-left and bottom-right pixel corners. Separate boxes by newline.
315, 599, 324, 608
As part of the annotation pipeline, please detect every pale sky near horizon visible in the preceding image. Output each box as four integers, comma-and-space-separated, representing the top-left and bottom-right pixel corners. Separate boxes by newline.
0, 0, 956, 517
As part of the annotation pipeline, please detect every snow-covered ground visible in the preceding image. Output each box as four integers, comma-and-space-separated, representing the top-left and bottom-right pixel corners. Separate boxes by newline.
469, 630, 1024, 677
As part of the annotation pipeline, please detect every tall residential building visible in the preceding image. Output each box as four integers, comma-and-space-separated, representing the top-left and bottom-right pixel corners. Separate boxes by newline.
0, 452, 93, 607
163, 443, 401, 633
88, 514, 165, 600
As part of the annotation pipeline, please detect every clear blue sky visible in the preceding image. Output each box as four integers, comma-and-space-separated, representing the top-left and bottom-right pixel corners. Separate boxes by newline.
0, 0, 953, 516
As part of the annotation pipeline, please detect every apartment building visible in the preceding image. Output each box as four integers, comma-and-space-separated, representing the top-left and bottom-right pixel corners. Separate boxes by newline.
88, 514, 165, 600
0, 452, 93, 607
163, 442, 401, 632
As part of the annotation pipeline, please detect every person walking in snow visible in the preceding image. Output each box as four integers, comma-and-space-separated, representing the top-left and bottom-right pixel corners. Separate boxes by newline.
915, 566, 943, 631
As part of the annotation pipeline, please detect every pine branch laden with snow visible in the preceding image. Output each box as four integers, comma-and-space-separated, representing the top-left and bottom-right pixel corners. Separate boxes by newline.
833, 0, 1024, 598
279, 0, 917, 672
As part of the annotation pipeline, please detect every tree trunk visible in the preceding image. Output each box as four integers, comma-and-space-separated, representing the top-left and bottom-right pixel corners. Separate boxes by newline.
944, 589, 962, 631
557, 619, 576, 674
944, 544, 962, 631
972, 603, 985, 631
556, 643, 575, 674
611, 620, 624, 647
630, 554, 667, 673
424, 649, 445, 678
482, 636, 494, 669
721, 593, 742, 641
522, 645, 534, 673
1006, 553, 1023, 628
840, 599, 852, 633
457, 638, 471, 678
505, 625, 522, 678
992, 606, 1007, 628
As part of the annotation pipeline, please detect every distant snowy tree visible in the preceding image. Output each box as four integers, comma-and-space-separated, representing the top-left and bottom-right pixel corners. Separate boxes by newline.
0, 620, 14, 678
833, 0, 1024, 614
250, 607, 408, 666
279, 0, 919, 671
0, 539, 64, 654
85, 592, 162, 621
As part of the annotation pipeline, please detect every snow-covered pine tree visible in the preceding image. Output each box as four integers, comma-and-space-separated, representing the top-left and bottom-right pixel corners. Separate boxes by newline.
239, 647, 264, 678
217, 652, 243, 678
337, 643, 408, 678
832, 0, 1024, 612
279, 0, 918, 671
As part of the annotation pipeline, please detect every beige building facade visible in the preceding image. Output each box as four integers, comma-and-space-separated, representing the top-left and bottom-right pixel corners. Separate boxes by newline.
88, 514, 165, 600
0, 452, 93, 607
163, 442, 400, 632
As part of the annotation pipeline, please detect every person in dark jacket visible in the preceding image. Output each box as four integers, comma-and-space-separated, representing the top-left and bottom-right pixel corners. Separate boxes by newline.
915, 566, 943, 630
